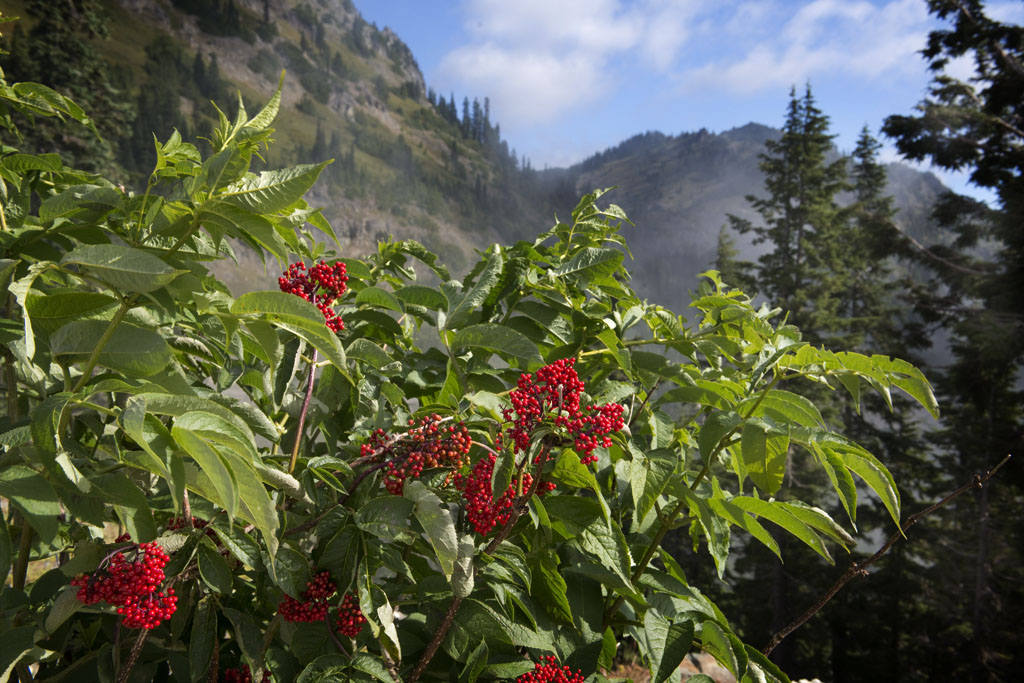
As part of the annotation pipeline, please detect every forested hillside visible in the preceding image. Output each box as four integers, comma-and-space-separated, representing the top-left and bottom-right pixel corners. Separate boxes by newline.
0, 0, 946, 308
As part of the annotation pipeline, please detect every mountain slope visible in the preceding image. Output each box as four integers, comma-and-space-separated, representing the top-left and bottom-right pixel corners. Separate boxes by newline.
0, 0, 947, 309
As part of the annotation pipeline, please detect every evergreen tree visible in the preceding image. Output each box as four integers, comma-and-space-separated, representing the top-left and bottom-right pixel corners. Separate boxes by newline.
461, 96, 471, 139
882, 3, 1024, 680
714, 225, 756, 293
726, 85, 848, 342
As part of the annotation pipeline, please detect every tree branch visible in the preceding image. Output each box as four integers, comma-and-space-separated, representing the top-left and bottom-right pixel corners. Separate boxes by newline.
762, 453, 1012, 656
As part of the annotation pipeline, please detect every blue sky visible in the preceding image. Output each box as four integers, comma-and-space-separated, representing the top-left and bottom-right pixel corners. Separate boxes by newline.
359, 1, 1023, 200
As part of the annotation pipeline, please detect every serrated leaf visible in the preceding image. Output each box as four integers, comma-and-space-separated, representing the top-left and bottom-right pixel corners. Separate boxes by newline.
552, 247, 623, 283
231, 291, 347, 371
346, 338, 392, 368
451, 323, 541, 364
0, 465, 60, 543
51, 320, 173, 377
198, 538, 234, 593
171, 426, 238, 521
644, 611, 695, 683
220, 161, 330, 214
405, 480, 458, 578
190, 598, 218, 683
61, 244, 184, 293
445, 248, 504, 329
395, 284, 447, 310
728, 496, 832, 562
355, 286, 404, 313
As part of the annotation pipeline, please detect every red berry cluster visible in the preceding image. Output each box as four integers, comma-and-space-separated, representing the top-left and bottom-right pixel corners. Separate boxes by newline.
72, 540, 178, 630
516, 655, 585, 683
453, 453, 555, 536
223, 665, 271, 683
278, 260, 348, 332
502, 358, 624, 466
335, 592, 367, 637
277, 571, 336, 623
360, 415, 472, 495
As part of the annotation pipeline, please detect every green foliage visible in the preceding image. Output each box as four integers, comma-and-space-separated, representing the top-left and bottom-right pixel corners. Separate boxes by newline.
0, 70, 938, 683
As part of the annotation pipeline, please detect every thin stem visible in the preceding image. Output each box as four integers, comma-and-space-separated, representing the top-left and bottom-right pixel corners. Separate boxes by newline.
114, 628, 149, 683
762, 453, 1013, 656
289, 349, 319, 473
11, 518, 33, 592
408, 446, 553, 683
71, 300, 129, 394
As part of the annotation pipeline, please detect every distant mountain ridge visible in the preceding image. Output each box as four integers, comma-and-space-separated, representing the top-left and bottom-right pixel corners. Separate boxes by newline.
2, 0, 948, 308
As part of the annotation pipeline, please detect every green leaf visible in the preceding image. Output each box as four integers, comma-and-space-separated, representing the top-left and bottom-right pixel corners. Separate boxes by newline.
395, 284, 447, 310
220, 161, 330, 213
92, 473, 158, 542
552, 247, 623, 283
451, 534, 476, 599
231, 291, 347, 370
51, 320, 173, 377
24, 290, 118, 336
244, 70, 284, 132
0, 516, 10, 586
43, 587, 81, 634
355, 286, 404, 313
171, 426, 238, 520
552, 448, 599, 490
754, 389, 825, 428
222, 606, 265, 664
728, 496, 832, 562
273, 545, 312, 599
352, 653, 395, 683
835, 443, 901, 526
490, 448, 515, 501
644, 611, 694, 683
532, 551, 574, 626
232, 456, 280, 564
174, 410, 257, 463
319, 526, 361, 589
741, 419, 788, 496
296, 655, 349, 683
0, 465, 60, 543
404, 480, 458, 579
61, 244, 185, 293
356, 497, 416, 543
451, 323, 541, 364
346, 338, 392, 368
445, 248, 504, 329
0, 626, 35, 683
198, 538, 234, 593
460, 639, 489, 683
698, 411, 741, 460
190, 598, 218, 683
199, 200, 289, 261
700, 620, 747, 680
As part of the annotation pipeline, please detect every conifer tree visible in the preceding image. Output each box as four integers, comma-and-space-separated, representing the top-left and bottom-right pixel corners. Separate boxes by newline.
726, 85, 848, 342
882, 3, 1024, 679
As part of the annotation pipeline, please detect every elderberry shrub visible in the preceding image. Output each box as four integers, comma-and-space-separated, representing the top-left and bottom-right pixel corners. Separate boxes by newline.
222, 664, 271, 683
502, 358, 625, 465
71, 540, 178, 630
335, 592, 368, 637
516, 655, 586, 683
278, 259, 348, 331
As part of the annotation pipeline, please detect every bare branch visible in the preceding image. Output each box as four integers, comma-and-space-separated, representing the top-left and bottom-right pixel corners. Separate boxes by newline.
762, 453, 1012, 656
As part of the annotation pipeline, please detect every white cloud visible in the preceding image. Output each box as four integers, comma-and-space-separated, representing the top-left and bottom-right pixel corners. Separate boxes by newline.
680, 0, 932, 93
435, 0, 701, 126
